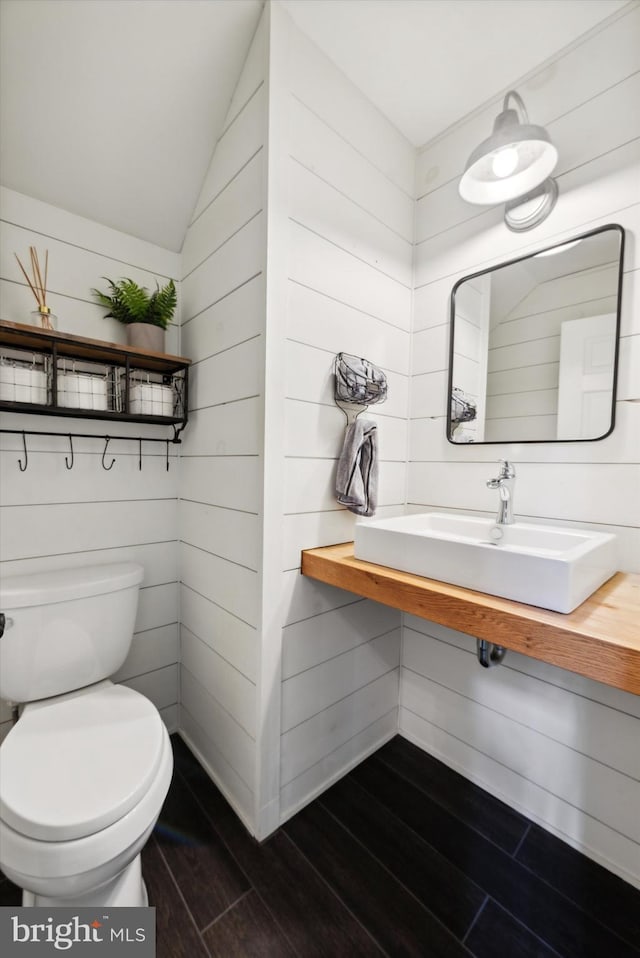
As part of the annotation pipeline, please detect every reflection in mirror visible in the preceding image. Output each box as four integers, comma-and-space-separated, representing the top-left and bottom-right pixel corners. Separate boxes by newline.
447, 224, 624, 444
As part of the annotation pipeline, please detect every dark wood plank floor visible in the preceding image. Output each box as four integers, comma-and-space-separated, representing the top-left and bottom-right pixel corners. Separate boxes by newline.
2, 734, 639, 957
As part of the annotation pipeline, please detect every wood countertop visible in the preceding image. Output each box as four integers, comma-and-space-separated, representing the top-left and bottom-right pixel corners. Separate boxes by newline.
301, 542, 640, 696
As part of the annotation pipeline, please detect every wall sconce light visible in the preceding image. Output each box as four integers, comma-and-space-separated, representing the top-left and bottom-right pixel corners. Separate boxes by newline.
458, 90, 559, 231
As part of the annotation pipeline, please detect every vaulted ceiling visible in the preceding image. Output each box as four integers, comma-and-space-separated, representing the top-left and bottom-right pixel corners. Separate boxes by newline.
0, 0, 627, 251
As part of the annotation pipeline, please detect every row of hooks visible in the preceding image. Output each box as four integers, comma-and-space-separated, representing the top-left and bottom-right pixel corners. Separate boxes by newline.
1, 428, 181, 473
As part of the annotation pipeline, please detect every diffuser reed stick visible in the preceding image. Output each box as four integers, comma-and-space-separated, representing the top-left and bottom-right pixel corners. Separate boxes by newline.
14, 246, 55, 329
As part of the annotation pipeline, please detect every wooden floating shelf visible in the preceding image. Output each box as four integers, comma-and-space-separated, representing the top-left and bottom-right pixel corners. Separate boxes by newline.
301, 542, 640, 696
0, 320, 191, 372
0, 320, 191, 428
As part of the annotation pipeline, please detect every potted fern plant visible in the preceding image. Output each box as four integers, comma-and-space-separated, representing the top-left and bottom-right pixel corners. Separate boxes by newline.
91, 277, 176, 351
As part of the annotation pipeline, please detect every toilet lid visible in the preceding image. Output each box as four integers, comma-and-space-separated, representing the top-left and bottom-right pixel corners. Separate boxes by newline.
0, 683, 165, 842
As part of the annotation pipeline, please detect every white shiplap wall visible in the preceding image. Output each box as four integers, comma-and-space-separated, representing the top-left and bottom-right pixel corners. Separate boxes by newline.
177, 13, 267, 832
264, 3, 414, 830
0, 187, 182, 741
407, 4, 640, 887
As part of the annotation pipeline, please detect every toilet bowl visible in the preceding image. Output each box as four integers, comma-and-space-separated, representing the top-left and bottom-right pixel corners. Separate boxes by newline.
0, 563, 173, 906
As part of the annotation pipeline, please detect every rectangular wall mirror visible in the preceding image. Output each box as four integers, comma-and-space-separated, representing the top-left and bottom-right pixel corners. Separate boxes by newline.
447, 223, 625, 444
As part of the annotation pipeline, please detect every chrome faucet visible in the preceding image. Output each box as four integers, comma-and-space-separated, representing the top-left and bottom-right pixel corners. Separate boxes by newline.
486, 459, 516, 525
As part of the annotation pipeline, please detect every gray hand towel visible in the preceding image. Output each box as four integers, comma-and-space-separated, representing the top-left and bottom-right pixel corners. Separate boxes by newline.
336, 419, 378, 516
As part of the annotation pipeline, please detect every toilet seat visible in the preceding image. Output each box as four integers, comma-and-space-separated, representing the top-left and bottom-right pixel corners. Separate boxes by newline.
0, 717, 173, 890
0, 682, 165, 842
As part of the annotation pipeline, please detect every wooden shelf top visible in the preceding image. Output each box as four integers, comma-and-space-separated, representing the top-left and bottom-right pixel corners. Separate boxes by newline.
301, 542, 640, 696
0, 320, 191, 371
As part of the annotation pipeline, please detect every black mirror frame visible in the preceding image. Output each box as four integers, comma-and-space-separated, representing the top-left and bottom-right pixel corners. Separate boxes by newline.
446, 223, 626, 445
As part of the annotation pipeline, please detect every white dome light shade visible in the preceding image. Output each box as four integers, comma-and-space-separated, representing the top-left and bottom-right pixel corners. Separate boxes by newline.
459, 94, 558, 205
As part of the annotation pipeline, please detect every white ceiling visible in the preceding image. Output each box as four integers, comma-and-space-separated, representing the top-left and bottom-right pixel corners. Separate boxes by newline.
0, 0, 263, 252
0, 0, 628, 252
281, 0, 629, 147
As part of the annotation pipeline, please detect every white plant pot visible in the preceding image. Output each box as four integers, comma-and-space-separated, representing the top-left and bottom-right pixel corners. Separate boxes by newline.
126, 324, 165, 352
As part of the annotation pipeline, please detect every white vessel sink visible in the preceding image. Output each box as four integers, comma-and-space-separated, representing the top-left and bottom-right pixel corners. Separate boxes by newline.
354, 512, 618, 613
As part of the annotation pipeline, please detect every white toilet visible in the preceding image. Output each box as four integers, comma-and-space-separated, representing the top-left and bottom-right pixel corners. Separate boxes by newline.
0, 562, 173, 907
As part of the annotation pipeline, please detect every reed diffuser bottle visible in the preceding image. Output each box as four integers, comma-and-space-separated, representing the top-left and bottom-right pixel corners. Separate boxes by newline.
15, 246, 57, 330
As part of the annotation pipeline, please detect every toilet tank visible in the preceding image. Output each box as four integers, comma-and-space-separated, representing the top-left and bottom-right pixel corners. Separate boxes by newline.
0, 563, 144, 703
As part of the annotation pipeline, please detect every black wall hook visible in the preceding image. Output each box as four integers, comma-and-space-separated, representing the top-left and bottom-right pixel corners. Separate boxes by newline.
102, 436, 116, 470
18, 431, 28, 471
65, 434, 74, 470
